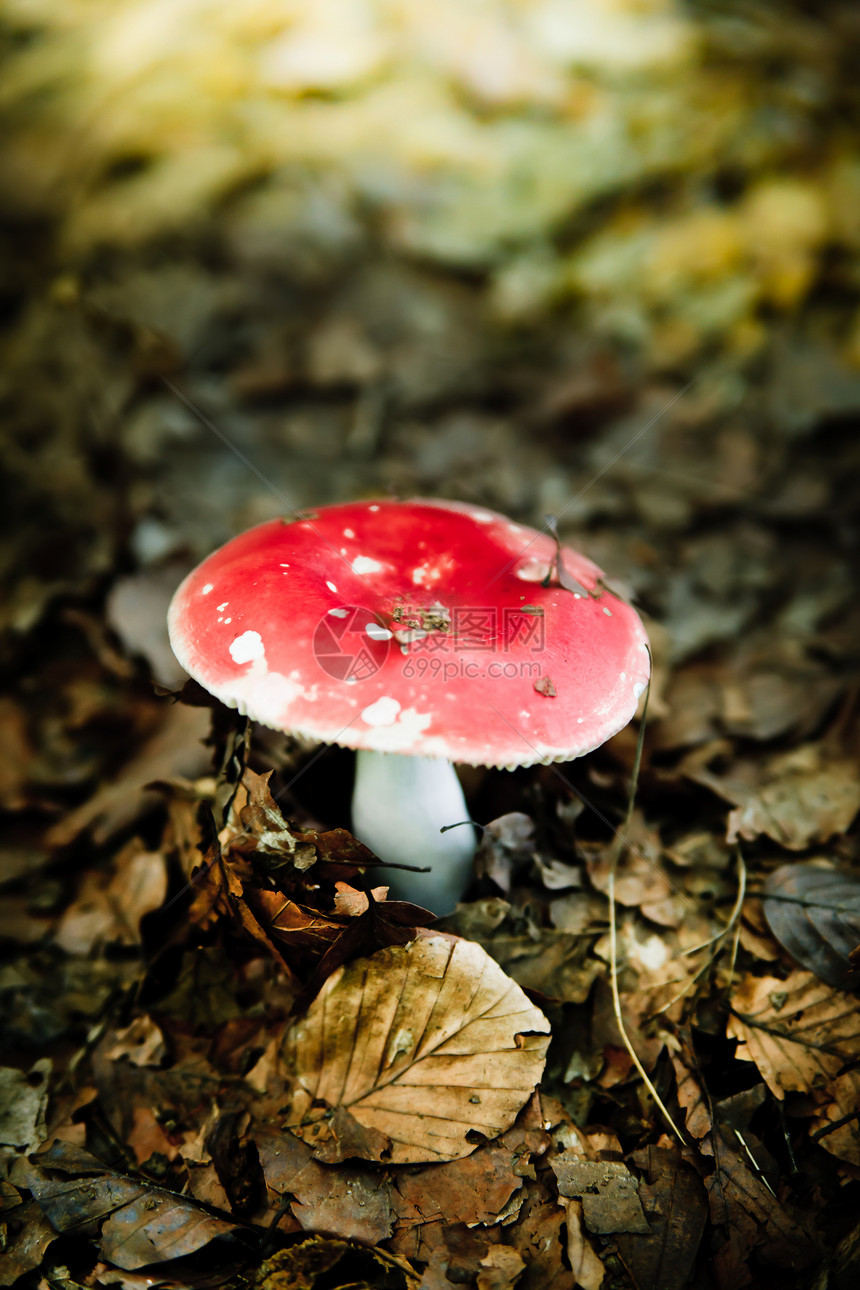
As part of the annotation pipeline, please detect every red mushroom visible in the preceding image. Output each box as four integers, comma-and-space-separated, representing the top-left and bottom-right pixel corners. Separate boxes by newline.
167, 498, 649, 912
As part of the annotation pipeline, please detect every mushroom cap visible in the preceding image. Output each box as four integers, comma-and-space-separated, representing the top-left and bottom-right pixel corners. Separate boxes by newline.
167, 498, 650, 768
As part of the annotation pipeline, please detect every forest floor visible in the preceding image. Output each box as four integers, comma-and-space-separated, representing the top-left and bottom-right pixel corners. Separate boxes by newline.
2, 2, 860, 1287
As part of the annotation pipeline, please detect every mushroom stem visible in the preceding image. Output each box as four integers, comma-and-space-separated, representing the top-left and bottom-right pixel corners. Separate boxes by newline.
351, 750, 476, 915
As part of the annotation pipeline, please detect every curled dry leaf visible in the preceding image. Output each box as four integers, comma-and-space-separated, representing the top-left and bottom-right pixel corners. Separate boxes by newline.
284, 936, 550, 1165
255, 1237, 419, 1290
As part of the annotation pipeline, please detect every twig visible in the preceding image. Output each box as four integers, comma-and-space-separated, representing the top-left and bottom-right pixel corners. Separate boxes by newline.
607, 661, 686, 1146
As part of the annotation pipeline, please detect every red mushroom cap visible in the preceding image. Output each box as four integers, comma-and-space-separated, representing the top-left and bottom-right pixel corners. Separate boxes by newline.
167, 499, 650, 768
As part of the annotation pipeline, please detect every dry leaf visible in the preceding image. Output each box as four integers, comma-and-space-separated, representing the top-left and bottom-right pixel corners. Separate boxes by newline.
691, 745, 860, 851
24, 1141, 237, 1269
256, 1237, 418, 1290
477, 1245, 527, 1290
45, 703, 211, 847
706, 1126, 816, 1279
0, 1060, 50, 1154
256, 1127, 392, 1245
0, 1197, 56, 1288
670, 1053, 714, 1142
506, 1184, 576, 1290
810, 1069, 860, 1166
763, 861, 860, 988
562, 1199, 605, 1290
285, 936, 550, 1164
615, 1147, 708, 1290
54, 846, 167, 954
393, 1139, 528, 1233
728, 970, 860, 1098
550, 1158, 649, 1235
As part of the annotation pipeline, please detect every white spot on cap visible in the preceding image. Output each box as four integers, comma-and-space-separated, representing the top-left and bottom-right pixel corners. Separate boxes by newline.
369, 504, 379, 511
620, 671, 627, 681
633, 681, 646, 699
201, 583, 214, 595
472, 510, 494, 522
280, 563, 290, 568
361, 696, 401, 726
326, 580, 338, 593
230, 631, 265, 664
328, 607, 350, 618
603, 606, 613, 616
343, 528, 355, 538
217, 601, 229, 612
515, 560, 551, 582
352, 555, 383, 575
366, 623, 393, 641
576, 717, 584, 723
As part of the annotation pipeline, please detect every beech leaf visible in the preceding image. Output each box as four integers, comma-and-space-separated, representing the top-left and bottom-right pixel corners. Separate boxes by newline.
284, 936, 550, 1165
728, 970, 860, 1098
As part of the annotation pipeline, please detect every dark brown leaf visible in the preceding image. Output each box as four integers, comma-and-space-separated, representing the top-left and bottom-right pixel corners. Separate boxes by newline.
763, 861, 860, 988
24, 1141, 237, 1269
615, 1146, 708, 1290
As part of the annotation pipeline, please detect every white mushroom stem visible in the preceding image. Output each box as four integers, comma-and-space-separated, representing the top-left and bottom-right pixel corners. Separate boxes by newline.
351, 750, 476, 916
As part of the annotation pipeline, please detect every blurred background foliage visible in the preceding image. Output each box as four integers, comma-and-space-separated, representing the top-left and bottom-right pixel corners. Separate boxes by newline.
0, 0, 858, 747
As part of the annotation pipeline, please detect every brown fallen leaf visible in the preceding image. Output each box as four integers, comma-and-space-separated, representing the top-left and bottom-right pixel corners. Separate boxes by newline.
393, 1138, 527, 1233
46, 702, 211, 848
23, 1140, 237, 1269
810, 1068, 860, 1166
477, 1245, 527, 1290
284, 936, 550, 1165
205, 1110, 265, 1218
54, 844, 167, 954
506, 1182, 576, 1290
763, 861, 860, 988
705, 1125, 817, 1282
585, 812, 678, 926
0, 1059, 50, 1154
255, 1127, 393, 1245
550, 1157, 649, 1235
455, 916, 600, 1006
670, 1050, 714, 1142
688, 744, 860, 851
728, 969, 860, 1098
615, 1146, 708, 1290
473, 813, 536, 894
0, 1195, 56, 1288
255, 1236, 418, 1290
561, 1199, 605, 1290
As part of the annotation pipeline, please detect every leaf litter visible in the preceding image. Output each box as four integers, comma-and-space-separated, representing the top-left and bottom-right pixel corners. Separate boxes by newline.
2, 3, 860, 1286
